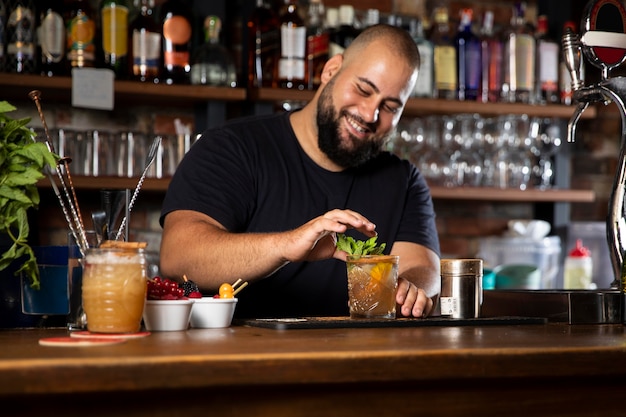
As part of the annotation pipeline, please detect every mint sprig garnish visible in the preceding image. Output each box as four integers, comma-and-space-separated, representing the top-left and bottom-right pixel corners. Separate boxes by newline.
336, 233, 386, 257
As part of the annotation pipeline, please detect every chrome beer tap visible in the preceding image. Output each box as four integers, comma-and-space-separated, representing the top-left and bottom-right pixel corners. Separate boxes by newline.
563, 0, 626, 289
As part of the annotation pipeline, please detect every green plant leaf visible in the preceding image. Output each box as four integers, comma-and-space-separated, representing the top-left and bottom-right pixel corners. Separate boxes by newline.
0, 100, 55, 289
337, 233, 387, 258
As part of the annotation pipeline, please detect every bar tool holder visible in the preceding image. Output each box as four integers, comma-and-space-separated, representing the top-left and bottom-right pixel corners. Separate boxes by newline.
563, 0, 626, 291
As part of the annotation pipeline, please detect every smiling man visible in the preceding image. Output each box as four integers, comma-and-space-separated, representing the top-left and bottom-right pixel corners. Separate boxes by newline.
159, 24, 441, 319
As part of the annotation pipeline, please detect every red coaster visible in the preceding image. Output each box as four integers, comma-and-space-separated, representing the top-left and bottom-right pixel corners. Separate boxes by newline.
70, 330, 151, 340
39, 337, 126, 347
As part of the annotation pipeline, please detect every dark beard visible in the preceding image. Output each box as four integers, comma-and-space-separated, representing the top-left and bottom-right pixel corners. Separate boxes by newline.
316, 84, 386, 169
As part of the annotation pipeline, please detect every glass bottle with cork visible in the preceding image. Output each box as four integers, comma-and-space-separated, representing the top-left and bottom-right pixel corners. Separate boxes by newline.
159, 0, 193, 85
128, 0, 161, 83
100, 0, 130, 78
190, 15, 237, 87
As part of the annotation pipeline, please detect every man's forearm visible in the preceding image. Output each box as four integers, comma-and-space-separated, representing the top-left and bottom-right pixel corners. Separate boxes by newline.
160, 219, 290, 290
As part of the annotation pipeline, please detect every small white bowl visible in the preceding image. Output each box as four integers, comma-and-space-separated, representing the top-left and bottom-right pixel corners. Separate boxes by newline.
143, 299, 194, 331
190, 297, 238, 328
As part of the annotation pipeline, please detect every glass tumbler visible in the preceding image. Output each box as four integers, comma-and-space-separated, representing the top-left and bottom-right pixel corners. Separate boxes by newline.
81, 246, 147, 333
346, 255, 399, 319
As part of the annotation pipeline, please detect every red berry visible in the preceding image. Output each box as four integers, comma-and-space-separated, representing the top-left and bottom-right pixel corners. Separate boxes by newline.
188, 291, 202, 299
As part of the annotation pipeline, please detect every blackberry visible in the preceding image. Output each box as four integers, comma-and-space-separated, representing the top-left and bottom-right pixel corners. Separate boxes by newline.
180, 275, 200, 296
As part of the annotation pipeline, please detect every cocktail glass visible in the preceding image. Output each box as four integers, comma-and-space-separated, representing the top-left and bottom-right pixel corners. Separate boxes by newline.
346, 255, 399, 319
81, 247, 147, 333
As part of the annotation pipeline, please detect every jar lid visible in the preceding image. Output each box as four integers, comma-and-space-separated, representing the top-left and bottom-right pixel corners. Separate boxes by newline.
441, 258, 483, 275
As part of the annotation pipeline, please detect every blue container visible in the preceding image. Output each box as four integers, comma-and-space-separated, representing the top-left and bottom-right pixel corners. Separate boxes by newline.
21, 246, 69, 315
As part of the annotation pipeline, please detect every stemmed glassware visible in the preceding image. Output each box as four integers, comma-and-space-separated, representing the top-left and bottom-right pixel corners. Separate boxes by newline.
388, 113, 561, 190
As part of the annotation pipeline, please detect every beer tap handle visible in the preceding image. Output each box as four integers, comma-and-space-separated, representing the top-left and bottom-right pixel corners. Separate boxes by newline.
562, 28, 584, 91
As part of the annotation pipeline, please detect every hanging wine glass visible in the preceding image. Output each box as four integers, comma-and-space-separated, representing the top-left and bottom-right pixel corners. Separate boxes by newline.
530, 117, 562, 189
418, 115, 455, 187
450, 114, 483, 186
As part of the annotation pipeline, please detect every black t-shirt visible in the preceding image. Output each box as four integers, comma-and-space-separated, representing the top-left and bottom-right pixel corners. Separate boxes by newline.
160, 112, 440, 318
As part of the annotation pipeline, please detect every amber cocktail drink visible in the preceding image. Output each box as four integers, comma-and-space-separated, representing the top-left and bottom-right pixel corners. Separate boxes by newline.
82, 247, 147, 333
346, 255, 399, 319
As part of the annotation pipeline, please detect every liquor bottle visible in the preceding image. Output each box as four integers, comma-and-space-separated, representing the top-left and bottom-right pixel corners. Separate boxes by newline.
479, 10, 503, 103
535, 15, 559, 104
324, 7, 338, 41
38, 0, 66, 76
455, 8, 481, 101
409, 17, 433, 98
65, 0, 97, 69
5, 0, 37, 73
430, 6, 456, 100
0, 1, 6, 71
277, 0, 306, 90
159, 0, 193, 85
128, 0, 160, 82
328, 4, 358, 57
100, 0, 129, 78
502, 2, 535, 103
246, 0, 279, 88
190, 15, 237, 87
305, 0, 328, 90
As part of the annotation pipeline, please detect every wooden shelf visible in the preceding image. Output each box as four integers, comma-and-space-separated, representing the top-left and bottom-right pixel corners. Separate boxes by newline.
39, 176, 172, 192
38, 176, 595, 203
252, 88, 597, 119
0, 74, 594, 120
429, 186, 595, 203
0, 73, 246, 106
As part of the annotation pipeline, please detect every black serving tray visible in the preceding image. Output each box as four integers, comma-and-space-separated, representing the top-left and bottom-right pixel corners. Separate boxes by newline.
239, 316, 547, 330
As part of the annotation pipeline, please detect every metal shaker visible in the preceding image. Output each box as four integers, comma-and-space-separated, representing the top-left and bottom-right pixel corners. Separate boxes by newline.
440, 259, 483, 319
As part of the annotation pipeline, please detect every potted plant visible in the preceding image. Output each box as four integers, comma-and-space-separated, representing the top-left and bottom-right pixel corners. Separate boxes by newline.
0, 100, 58, 290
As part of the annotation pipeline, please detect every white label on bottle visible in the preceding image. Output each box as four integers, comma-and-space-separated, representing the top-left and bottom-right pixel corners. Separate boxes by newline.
133, 30, 161, 68
514, 34, 535, 90
278, 57, 305, 80
414, 43, 433, 97
440, 296, 458, 316
538, 41, 559, 86
281, 25, 306, 59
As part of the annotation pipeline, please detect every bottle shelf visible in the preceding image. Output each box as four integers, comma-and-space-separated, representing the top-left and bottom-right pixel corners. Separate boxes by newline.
0, 74, 595, 119
0, 73, 246, 106
252, 87, 596, 119
37, 176, 596, 203
429, 186, 595, 202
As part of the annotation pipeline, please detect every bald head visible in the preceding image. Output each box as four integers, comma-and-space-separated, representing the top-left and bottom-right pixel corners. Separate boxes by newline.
343, 24, 420, 73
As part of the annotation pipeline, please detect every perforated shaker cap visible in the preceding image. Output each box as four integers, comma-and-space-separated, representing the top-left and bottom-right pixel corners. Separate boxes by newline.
441, 259, 483, 276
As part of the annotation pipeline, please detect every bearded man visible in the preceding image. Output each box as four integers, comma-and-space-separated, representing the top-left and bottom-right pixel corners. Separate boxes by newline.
159, 24, 440, 319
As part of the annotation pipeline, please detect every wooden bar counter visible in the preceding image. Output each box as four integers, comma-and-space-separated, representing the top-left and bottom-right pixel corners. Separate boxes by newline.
1, 322, 625, 416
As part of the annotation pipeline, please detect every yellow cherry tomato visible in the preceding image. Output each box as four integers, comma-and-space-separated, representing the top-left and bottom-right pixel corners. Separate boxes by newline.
219, 283, 234, 298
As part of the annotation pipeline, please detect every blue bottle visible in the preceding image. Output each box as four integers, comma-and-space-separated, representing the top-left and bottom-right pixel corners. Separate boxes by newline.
455, 8, 482, 101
